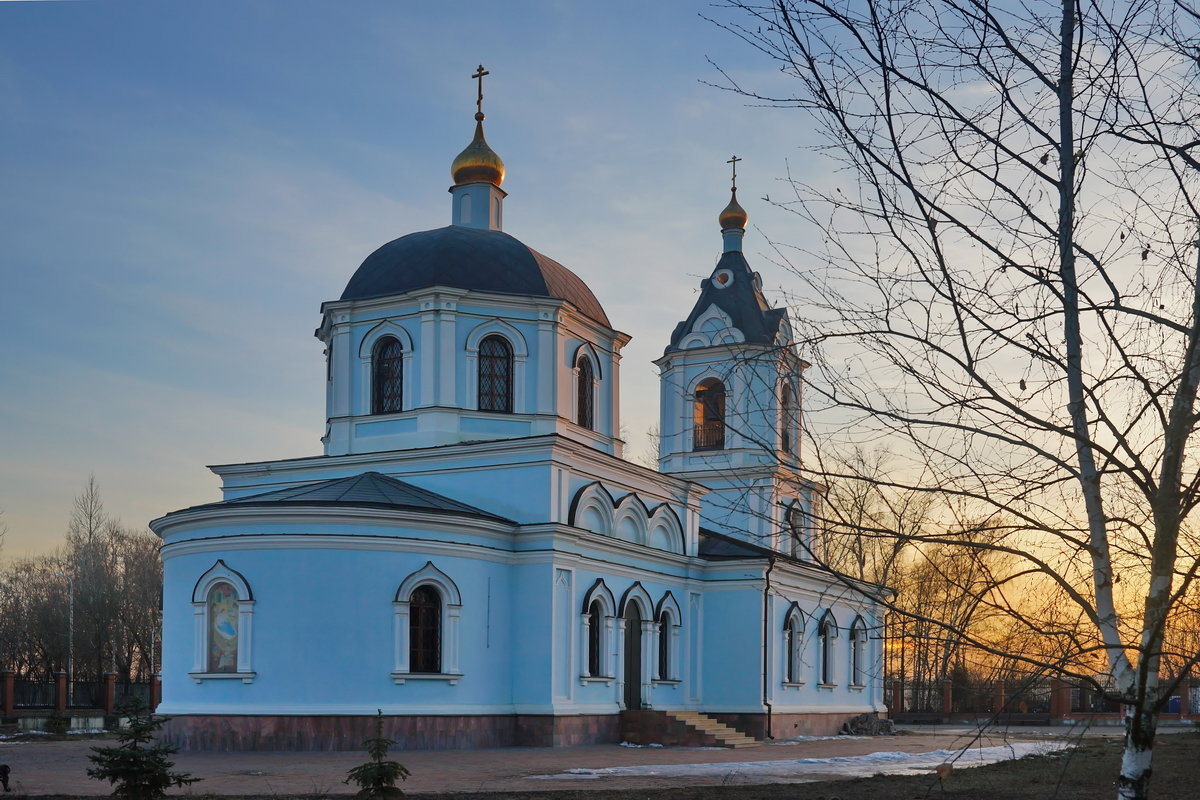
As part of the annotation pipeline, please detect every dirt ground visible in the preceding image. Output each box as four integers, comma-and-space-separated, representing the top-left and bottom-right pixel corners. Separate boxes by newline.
1, 725, 1197, 799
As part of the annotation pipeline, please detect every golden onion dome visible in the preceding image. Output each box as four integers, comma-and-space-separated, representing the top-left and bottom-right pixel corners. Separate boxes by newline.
451, 112, 505, 187
719, 187, 748, 230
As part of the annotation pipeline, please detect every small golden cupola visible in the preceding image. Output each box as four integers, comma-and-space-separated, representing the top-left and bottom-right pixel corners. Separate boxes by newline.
450, 65, 508, 231
719, 156, 748, 252
718, 154, 747, 230
451, 65, 505, 187
719, 188, 748, 230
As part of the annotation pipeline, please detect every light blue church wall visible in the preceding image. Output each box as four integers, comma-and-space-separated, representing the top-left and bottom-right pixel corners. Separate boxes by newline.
160, 543, 516, 715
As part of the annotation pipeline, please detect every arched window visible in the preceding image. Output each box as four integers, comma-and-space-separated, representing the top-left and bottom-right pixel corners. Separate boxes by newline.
577, 355, 595, 430
783, 606, 804, 684
787, 502, 808, 559
850, 617, 867, 687
478, 335, 514, 413
409, 586, 442, 674
819, 613, 837, 685
693, 378, 726, 451
191, 560, 255, 681
207, 582, 239, 674
372, 337, 404, 414
587, 599, 605, 677
656, 609, 671, 681
780, 383, 795, 455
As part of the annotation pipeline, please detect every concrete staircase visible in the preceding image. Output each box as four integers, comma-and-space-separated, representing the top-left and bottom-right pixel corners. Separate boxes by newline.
620, 709, 759, 748
664, 710, 759, 748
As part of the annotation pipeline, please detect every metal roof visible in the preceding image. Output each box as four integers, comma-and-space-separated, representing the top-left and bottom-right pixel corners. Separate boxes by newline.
341, 226, 610, 326
180, 471, 513, 523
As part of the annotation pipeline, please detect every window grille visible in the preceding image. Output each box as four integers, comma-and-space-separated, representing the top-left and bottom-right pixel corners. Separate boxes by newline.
577, 356, 595, 430
478, 335, 513, 413
409, 586, 441, 673
372, 337, 403, 414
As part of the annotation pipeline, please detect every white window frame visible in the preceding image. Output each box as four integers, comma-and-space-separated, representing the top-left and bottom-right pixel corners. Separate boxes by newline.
850, 616, 868, 689
189, 560, 255, 683
782, 603, 805, 685
392, 562, 463, 684
653, 591, 683, 683
579, 578, 616, 683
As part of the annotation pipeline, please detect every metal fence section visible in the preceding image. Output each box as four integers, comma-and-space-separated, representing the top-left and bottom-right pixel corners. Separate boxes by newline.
13, 680, 54, 708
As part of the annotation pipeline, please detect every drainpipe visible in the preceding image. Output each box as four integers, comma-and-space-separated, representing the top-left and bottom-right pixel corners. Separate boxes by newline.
762, 555, 776, 740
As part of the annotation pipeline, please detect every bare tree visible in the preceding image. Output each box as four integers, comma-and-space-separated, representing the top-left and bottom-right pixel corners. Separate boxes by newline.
0, 480, 162, 695
710, 1, 1200, 796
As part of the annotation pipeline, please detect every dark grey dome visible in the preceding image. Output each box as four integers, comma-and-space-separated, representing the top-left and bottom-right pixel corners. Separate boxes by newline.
341, 226, 610, 326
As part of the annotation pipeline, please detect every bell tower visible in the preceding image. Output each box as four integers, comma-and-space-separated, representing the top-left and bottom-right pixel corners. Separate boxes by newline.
655, 162, 820, 556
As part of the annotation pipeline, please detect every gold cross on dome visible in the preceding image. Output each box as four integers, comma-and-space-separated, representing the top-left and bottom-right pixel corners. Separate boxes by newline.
472, 64, 490, 115
727, 155, 742, 190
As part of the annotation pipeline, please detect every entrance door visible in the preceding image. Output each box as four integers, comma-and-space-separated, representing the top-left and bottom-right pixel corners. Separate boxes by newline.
624, 604, 642, 709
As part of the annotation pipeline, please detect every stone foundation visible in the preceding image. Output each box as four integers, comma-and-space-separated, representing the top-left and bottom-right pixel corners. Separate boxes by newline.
709, 711, 878, 740
158, 713, 622, 751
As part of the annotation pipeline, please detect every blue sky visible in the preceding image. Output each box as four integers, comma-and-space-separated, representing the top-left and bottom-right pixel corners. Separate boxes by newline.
0, 0, 822, 556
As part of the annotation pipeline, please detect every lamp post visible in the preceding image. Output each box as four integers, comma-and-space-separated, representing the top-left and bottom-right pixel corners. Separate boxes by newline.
54, 572, 73, 703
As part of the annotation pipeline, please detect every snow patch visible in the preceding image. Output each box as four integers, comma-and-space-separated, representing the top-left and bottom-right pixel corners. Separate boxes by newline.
525, 741, 1072, 783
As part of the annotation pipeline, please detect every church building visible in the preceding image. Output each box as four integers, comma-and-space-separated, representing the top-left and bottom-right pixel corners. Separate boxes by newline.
150, 70, 887, 751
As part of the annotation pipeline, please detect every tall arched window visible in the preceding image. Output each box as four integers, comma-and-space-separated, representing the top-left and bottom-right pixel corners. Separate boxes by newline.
207, 582, 239, 674
478, 335, 514, 413
372, 337, 404, 414
819, 613, 837, 685
850, 617, 867, 687
656, 609, 671, 681
783, 606, 804, 683
577, 355, 595, 430
587, 599, 605, 677
780, 382, 795, 455
787, 502, 807, 559
693, 378, 726, 451
409, 586, 442, 674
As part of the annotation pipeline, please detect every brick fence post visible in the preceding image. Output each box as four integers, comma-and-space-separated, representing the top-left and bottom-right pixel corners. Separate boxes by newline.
890, 679, 904, 713
1178, 679, 1191, 719
941, 679, 953, 716
151, 674, 162, 711
103, 672, 117, 715
993, 679, 1006, 714
1050, 678, 1069, 719
54, 670, 67, 712
1, 670, 14, 717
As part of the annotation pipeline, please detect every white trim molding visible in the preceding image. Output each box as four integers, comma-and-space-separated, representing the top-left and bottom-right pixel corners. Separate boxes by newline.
392, 561, 463, 678
189, 560, 255, 681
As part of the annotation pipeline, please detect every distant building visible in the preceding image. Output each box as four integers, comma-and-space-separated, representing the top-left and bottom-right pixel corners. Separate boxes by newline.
151, 74, 886, 750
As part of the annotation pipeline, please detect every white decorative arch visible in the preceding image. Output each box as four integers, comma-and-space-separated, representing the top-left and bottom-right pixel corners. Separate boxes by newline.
647, 504, 684, 554
189, 560, 255, 681
618, 581, 654, 618
464, 318, 530, 357
570, 482, 615, 536
612, 494, 650, 545
191, 559, 252, 603
464, 318, 530, 413
392, 562, 463, 681
581, 578, 617, 615
678, 304, 745, 350
358, 319, 416, 359
570, 341, 604, 379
